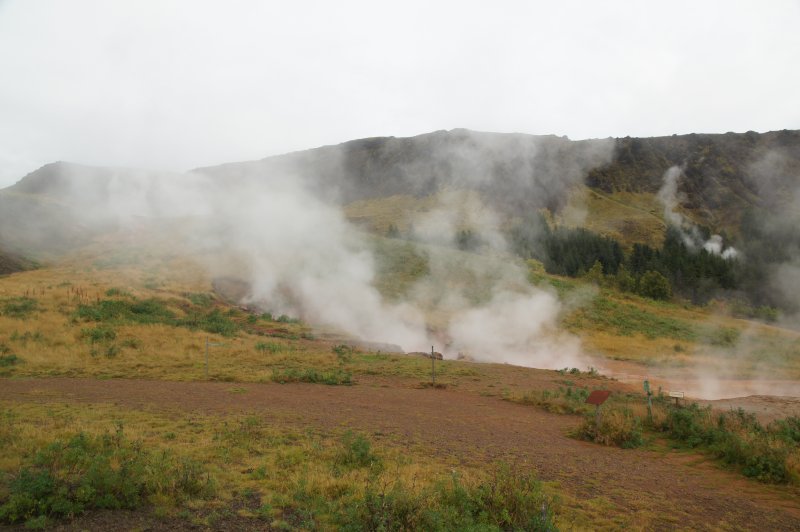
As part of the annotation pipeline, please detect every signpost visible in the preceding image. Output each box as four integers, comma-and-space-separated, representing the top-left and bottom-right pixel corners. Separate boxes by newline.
668, 390, 684, 406
585, 390, 611, 425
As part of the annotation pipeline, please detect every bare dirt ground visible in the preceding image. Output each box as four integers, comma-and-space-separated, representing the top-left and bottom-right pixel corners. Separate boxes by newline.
2, 377, 800, 530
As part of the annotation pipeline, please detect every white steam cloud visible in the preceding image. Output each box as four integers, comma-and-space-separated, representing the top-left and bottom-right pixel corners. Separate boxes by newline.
9, 132, 613, 370
657, 165, 738, 258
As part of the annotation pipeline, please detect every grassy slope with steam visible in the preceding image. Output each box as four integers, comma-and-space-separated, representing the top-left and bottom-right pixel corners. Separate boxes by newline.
1, 236, 800, 528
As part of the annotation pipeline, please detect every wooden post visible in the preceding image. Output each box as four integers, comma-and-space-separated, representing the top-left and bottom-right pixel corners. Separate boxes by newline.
431, 345, 435, 386
205, 336, 209, 379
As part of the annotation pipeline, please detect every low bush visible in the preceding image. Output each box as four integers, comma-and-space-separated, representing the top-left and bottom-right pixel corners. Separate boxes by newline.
184, 293, 214, 308
0, 409, 19, 446
255, 341, 284, 354
80, 326, 117, 344
120, 338, 141, 349
271, 368, 352, 386
577, 407, 644, 448
76, 298, 240, 337
506, 386, 591, 415
176, 309, 238, 337
657, 405, 800, 483
707, 326, 740, 347
0, 354, 19, 368
567, 296, 696, 341
9, 331, 44, 344
0, 426, 214, 527
332, 344, 355, 363
76, 298, 175, 325
104, 288, 132, 298
335, 431, 382, 471
335, 462, 556, 531
1, 297, 38, 319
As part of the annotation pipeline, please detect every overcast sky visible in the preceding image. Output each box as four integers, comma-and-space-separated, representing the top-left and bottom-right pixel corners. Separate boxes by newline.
0, 1, 798, 186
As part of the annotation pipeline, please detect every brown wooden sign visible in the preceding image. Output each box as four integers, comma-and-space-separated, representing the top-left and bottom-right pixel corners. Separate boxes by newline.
585, 390, 611, 405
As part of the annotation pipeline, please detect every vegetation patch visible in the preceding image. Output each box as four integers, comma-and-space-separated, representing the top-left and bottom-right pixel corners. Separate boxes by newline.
334, 431, 383, 472
75, 297, 239, 337
255, 341, 286, 354
104, 288, 132, 298
80, 325, 117, 344
184, 292, 214, 308
0, 425, 214, 528
657, 404, 800, 484
566, 295, 697, 340
505, 386, 592, 415
270, 367, 353, 386
1, 297, 38, 319
322, 462, 555, 531
576, 408, 644, 449
0, 354, 21, 367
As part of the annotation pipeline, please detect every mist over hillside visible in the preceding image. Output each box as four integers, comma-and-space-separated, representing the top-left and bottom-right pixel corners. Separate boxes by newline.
8, 128, 800, 236
3, 127, 800, 329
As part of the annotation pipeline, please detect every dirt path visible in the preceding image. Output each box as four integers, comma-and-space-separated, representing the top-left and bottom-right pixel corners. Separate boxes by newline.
2, 378, 799, 530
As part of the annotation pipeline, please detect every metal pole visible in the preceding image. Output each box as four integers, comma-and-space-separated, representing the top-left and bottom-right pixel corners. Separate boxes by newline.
205, 336, 209, 379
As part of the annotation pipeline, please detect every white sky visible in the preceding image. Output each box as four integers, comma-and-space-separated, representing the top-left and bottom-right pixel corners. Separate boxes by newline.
0, 0, 798, 186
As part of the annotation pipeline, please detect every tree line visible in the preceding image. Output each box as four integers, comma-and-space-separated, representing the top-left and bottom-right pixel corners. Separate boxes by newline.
508, 213, 780, 316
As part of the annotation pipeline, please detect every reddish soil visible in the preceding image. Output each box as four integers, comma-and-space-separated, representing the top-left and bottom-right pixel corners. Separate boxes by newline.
2, 377, 800, 531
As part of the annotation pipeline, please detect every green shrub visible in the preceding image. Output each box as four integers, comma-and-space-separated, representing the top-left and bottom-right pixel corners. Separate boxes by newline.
567, 296, 696, 340
80, 326, 117, 344
120, 338, 141, 349
507, 386, 591, 415
0, 427, 213, 527
657, 405, 799, 483
336, 462, 555, 531
104, 288, 132, 298
0, 354, 20, 367
76, 298, 175, 325
255, 341, 284, 354
332, 344, 354, 363
638, 270, 672, 300
336, 431, 382, 471
177, 309, 238, 337
0, 409, 19, 446
105, 344, 120, 358
708, 326, 740, 347
770, 416, 800, 445
185, 293, 214, 307
271, 368, 352, 386
9, 331, 44, 344
76, 298, 240, 337
1, 297, 38, 319
577, 408, 644, 448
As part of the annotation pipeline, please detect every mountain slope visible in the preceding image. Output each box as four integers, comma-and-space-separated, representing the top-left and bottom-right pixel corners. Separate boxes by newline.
3, 128, 800, 256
